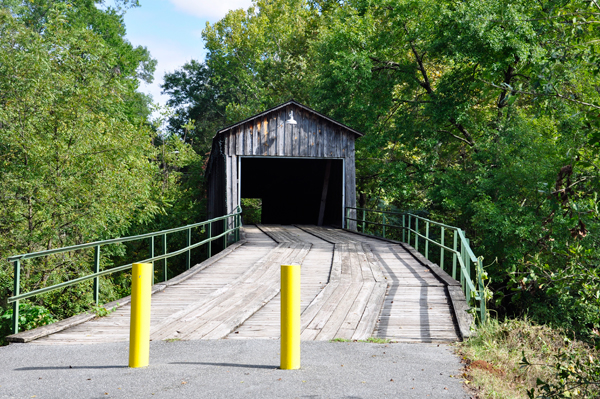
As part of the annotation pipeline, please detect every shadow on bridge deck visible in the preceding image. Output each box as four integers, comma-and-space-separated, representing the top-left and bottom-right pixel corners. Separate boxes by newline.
25, 225, 465, 345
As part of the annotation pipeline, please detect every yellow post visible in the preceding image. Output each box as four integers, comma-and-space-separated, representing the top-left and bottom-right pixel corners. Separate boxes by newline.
129, 262, 151, 368
281, 264, 300, 370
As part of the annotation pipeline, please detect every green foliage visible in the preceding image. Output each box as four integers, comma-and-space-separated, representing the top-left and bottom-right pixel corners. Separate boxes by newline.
0, 302, 56, 343
172, 0, 600, 344
526, 350, 600, 398
241, 198, 262, 225
0, 4, 181, 343
89, 304, 117, 318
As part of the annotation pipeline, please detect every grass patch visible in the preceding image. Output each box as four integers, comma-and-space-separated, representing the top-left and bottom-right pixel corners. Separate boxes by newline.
165, 338, 181, 343
458, 318, 597, 398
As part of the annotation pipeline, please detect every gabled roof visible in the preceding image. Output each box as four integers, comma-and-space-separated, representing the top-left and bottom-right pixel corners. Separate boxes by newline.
215, 100, 364, 137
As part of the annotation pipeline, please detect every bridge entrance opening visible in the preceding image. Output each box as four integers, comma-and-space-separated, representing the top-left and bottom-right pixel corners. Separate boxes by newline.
240, 158, 343, 226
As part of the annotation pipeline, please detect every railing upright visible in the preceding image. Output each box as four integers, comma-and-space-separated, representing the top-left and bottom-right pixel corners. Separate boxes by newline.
362, 209, 366, 233
150, 237, 155, 285
12, 260, 20, 334
425, 221, 429, 260
186, 228, 191, 270
346, 208, 350, 229
93, 245, 100, 304
163, 234, 167, 282
452, 231, 458, 280
223, 217, 228, 249
440, 226, 445, 271
382, 214, 386, 238
207, 222, 212, 258
415, 218, 419, 252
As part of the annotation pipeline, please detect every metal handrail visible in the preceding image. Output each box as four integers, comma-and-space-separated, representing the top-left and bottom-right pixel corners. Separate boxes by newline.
7, 207, 243, 334
345, 207, 487, 323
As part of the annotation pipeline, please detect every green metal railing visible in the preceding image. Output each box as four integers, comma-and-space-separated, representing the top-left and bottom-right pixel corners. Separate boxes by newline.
345, 207, 487, 323
7, 207, 243, 335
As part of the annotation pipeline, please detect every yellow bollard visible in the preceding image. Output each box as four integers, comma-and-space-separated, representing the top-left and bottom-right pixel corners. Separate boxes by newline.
281, 264, 300, 370
129, 262, 151, 368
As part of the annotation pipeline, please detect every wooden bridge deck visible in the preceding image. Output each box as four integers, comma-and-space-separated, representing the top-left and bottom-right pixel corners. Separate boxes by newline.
30, 225, 465, 345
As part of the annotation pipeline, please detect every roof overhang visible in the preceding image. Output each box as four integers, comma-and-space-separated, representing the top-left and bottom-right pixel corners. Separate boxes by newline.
215, 100, 364, 138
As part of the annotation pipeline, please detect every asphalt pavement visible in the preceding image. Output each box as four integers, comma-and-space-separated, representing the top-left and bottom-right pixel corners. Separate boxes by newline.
0, 339, 470, 398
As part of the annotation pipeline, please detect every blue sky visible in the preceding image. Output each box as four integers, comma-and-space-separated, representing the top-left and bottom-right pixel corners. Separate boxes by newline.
122, 0, 253, 106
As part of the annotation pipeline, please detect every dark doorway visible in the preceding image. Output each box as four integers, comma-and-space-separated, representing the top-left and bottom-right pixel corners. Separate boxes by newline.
241, 158, 343, 226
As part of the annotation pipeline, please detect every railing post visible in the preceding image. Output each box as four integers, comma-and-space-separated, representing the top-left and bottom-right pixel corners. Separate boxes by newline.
207, 222, 212, 258
186, 228, 191, 270
223, 217, 228, 250
382, 214, 386, 238
402, 214, 406, 242
163, 234, 167, 282
345, 208, 350, 230
440, 226, 445, 271
362, 209, 366, 233
150, 237, 155, 285
478, 259, 486, 322
425, 221, 429, 259
415, 218, 419, 252
452, 230, 458, 280
236, 213, 240, 242
460, 236, 465, 289
93, 245, 100, 304
407, 215, 411, 244
464, 236, 471, 299
12, 259, 20, 334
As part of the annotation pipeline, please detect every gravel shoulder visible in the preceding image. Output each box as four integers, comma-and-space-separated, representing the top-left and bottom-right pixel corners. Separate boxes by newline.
0, 340, 469, 398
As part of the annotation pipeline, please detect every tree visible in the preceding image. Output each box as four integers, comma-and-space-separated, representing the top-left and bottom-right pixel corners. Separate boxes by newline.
0, 6, 160, 320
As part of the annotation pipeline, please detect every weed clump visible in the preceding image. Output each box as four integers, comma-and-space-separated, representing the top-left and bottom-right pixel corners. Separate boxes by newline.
458, 318, 598, 398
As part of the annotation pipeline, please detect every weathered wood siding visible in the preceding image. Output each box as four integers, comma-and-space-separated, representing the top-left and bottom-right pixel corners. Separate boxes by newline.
207, 102, 358, 230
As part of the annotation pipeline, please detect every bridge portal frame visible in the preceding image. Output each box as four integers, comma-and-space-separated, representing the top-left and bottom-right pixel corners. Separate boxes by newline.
206, 100, 362, 231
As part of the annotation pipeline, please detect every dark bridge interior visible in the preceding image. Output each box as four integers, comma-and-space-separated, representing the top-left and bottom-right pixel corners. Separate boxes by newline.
241, 158, 343, 226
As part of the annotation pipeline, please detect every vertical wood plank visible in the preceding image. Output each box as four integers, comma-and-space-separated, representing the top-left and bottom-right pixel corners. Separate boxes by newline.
263, 115, 269, 155
244, 122, 251, 156
277, 109, 284, 156
236, 126, 243, 156
336, 127, 342, 157
341, 130, 348, 159
293, 106, 300, 156
254, 119, 261, 155
316, 118, 323, 157
309, 113, 316, 157
321, 121, 328, 157
268, 112, 276, 156
284, 106, 294, 157
300, 109, 308, 157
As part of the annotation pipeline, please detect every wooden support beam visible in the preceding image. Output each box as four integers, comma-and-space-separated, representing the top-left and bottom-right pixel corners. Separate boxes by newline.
318, 160, 332, 226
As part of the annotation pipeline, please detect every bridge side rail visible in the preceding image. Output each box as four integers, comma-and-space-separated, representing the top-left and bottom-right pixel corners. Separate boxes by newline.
345, 207, 487, 323
7, 208, 243, 335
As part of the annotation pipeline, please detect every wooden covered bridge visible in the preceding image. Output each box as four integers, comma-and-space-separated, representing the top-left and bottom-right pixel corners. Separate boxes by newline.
6, 101, 478, 345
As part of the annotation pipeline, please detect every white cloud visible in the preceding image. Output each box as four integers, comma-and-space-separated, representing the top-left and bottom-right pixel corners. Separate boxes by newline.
169, 0, 254, 20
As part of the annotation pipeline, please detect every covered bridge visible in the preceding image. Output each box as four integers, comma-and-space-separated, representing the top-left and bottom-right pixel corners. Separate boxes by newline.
206, 100, 362, 228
